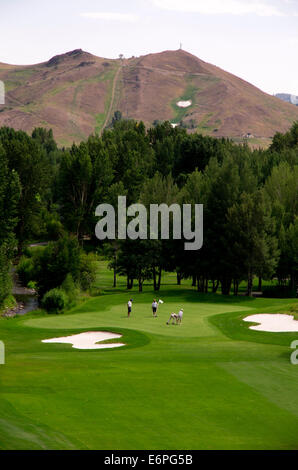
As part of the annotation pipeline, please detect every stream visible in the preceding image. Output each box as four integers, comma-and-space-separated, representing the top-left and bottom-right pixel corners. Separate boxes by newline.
14, 294, 39, 315
2, 269, 39, 317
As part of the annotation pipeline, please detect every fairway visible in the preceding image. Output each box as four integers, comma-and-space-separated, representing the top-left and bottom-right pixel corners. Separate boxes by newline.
1, 265, 298, 450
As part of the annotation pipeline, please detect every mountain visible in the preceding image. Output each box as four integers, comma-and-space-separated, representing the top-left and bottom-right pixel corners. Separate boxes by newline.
0, 48, 298, 146
275, 93, 298, 106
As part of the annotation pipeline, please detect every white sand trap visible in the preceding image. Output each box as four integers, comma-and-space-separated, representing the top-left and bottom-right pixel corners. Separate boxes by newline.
177, 100, 192, 108
243, 314, 298, 332
42, 331, 125, 350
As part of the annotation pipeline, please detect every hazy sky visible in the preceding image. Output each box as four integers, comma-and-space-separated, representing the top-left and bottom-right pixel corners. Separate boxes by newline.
0, 0, 297, 95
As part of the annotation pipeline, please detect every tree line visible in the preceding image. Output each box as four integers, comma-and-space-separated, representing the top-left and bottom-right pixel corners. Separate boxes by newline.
0, 118, 297, 308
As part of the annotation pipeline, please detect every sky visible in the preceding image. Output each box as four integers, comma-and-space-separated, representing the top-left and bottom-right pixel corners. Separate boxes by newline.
0, 0, 297, 95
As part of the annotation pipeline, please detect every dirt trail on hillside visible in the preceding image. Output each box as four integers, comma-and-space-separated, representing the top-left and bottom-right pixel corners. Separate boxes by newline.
101, 65, 122, 133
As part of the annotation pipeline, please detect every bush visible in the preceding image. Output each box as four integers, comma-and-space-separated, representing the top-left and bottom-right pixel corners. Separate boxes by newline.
17, 256, 35, 286
62, 273, 76, 294
36, 236, 81, 297
79, 253, 97, 291
18, 236, 98, 298
42, 288, 69, 313
27, 281, 37, 290
2, 295, 17, 311
61, 273, 79, 305
46, 218, 64, 240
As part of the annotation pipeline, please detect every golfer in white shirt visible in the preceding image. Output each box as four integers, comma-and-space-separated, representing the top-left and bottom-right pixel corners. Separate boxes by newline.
127, 299, 133, 318
152, 299, 158, 317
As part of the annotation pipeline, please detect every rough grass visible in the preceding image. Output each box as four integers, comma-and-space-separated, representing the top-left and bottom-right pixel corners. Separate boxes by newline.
196, 112, 215, 134
1, 52, 298, 145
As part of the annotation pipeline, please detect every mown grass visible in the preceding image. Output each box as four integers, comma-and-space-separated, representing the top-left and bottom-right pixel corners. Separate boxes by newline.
0, 261, 298, 450
94, 65, 120, 134
171, 77, 198, 124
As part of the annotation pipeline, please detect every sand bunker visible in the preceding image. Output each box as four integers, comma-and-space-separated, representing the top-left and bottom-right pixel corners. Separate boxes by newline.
42, 331, 125, 350
243, 314, 298, 332
177, 100, 192, 108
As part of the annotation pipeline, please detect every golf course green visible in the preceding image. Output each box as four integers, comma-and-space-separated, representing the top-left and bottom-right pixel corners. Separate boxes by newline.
1, 263, 298, 450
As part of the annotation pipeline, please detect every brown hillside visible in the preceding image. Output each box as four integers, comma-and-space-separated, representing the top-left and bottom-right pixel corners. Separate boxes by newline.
0, 48, 297, 146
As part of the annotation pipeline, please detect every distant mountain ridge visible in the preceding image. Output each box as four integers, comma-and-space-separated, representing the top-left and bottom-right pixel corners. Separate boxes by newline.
275, 93, 298, 106
0, 48, 298, 146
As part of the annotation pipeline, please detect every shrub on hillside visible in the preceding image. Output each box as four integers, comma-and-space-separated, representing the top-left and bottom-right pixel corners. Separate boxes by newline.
42, 288, 69, 314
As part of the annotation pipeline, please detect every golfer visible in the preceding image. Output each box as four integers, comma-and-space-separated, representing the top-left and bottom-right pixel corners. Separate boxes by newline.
127, 299, 133, 318
177, 308, 184, 325
166, 308, 184, 325
152, 299, 158, 317
167, 313, 177, 325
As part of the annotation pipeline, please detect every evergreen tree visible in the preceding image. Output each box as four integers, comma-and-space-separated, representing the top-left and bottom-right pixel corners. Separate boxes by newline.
0, 144, 21, 304
227, 191, 279, 296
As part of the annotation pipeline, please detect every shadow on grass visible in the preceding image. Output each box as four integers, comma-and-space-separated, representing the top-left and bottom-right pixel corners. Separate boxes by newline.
99, 287, 258, 304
